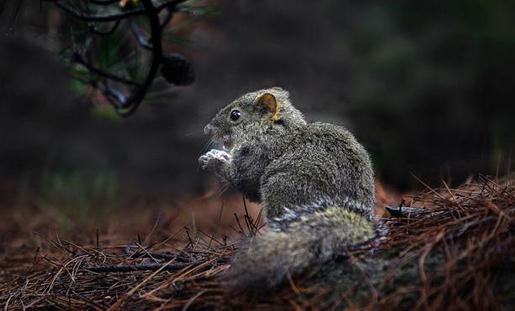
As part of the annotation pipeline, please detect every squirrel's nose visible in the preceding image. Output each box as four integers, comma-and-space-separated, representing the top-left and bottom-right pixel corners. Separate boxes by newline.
204, 124, 214, 136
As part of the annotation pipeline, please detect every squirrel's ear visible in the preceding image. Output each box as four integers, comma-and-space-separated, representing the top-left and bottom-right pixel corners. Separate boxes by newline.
257, 93, 281, 121
271, 87, 290, 98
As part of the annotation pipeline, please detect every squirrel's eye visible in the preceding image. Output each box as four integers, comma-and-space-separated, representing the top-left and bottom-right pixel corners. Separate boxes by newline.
230, 110, 241, 121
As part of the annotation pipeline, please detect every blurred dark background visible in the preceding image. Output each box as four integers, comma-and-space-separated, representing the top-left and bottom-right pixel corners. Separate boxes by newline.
1, 0, 514, 206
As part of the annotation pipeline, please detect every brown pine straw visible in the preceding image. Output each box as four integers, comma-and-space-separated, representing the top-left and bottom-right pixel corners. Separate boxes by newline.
0, 175, 514, 310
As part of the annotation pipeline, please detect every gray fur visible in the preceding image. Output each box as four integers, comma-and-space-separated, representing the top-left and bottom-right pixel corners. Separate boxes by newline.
199, 87, 375, 291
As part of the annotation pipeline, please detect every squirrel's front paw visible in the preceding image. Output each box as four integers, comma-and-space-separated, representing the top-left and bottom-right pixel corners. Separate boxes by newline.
199, 149, 231, 170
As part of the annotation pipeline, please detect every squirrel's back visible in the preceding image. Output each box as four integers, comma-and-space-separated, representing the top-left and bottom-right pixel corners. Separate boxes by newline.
262, 121, 375, 219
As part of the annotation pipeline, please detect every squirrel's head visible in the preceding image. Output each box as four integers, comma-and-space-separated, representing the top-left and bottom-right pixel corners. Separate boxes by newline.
204, 87, 306, 152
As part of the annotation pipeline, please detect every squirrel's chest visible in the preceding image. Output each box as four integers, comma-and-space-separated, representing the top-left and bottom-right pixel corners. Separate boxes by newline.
231, 146, 270, 202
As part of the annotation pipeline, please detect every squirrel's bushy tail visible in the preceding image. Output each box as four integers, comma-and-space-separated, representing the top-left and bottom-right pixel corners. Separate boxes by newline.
226, 207, 375, 292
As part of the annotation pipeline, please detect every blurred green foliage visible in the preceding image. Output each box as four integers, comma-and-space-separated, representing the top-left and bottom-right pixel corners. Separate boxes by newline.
40, 170, 119, 223
336, 0, 515, 186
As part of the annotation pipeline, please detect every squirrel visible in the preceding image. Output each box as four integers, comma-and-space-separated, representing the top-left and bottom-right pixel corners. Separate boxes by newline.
199, 87, 375, 291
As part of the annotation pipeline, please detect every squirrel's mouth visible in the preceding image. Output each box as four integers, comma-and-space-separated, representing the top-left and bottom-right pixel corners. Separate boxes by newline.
211, 134, 234, 153
209, 129, 237, 153
222, 139, 234, 152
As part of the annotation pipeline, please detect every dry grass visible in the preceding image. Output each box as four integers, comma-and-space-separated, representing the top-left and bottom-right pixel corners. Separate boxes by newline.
0, 176, 513, 310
